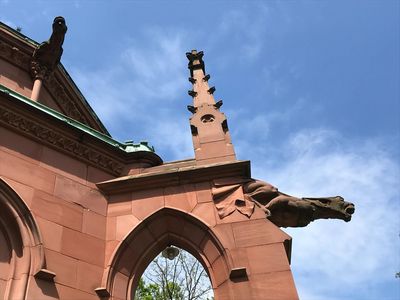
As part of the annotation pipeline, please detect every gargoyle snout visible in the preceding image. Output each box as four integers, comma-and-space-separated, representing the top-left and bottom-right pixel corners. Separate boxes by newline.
53, 16, 67, 33
53, 16, 65, 25
345, 204, 355, 215
343, 202, 355, 222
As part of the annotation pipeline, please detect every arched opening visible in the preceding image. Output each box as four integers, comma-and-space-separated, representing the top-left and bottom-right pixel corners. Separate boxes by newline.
0, 178, 46, 299
135, 246, 213, 299
102, 208, 231, 300
0, 219, 12, 299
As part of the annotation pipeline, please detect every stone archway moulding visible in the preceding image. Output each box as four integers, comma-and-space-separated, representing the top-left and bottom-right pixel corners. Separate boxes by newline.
98, 208, 232, 300
0, 177, 53, 300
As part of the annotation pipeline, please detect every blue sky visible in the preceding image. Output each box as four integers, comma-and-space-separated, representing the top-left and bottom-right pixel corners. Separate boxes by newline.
2, 1, 399, 299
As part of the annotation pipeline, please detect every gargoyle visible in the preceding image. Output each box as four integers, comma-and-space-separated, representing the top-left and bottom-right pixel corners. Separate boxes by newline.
212, 178, 355, 228
31, 16, 67, 79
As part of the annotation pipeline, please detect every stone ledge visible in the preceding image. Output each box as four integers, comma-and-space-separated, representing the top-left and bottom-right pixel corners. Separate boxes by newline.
97, 160, 251, 195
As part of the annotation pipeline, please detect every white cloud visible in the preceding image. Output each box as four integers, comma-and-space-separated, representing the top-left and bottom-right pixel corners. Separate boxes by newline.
245, 128, 400, 299
63, 10, 399, 296
69, 28, 190, 159
66, 5, 288, 160
206, 4, 271, 64
230, 97, 309, 160
146, 118, 193, 161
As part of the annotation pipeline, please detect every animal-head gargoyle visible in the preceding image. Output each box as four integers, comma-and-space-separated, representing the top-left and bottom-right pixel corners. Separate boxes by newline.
31, 16, 68, 79
212, 178, 355, 228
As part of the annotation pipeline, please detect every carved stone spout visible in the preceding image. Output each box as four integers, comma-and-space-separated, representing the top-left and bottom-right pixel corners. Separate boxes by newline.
265, 195, 355, 227
30, 16, 67, 101
31, 16, 67, 80
212, 178, 355, 228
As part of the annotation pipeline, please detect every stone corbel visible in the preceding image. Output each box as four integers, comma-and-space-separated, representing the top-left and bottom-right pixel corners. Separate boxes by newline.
212, 177, 255, 218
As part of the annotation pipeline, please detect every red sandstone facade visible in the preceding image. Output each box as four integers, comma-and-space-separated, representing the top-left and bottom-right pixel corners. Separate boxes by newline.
0, 19, 301, 299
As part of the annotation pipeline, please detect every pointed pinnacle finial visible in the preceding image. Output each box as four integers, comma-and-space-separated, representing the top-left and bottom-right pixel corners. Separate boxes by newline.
186, 50, 205, 78
186, 50, 217, 107
186, 50, 236, 164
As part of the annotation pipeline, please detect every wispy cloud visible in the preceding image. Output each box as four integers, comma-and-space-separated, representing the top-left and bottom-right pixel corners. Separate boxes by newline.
205, 3, 271, 65
68, 5, 278, 160
122, 28, 187, 99
246, 128, 400, 299
228, 97, 316, 166
66, 10, 400, 298
69, 28, 191, 160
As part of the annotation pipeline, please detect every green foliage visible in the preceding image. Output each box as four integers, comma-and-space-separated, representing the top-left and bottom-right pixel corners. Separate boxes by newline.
134, 248, 213, 300
135, 278, 183, 300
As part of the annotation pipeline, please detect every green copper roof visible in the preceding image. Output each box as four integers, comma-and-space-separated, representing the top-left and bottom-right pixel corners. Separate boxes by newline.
0, 84, 155, 153
0, 21, 110, 136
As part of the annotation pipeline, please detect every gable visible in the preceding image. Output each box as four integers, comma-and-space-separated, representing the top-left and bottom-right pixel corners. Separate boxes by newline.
0, 22, 110, 135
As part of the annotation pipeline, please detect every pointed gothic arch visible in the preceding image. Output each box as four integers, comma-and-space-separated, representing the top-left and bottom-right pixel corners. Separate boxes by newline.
0, 178, 47, 299
100, 208, 232, 300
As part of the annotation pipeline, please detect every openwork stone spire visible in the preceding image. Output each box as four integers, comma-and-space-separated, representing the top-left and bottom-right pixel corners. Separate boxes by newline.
186, 50, 236, 164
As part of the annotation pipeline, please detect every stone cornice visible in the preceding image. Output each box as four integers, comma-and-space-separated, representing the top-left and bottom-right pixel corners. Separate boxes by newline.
0, 86, 162, 176
96, 160, 251, 195
0, 22, 109, 135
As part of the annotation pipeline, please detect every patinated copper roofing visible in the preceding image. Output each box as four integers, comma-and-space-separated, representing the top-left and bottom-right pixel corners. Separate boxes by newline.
0, 84, 156, 153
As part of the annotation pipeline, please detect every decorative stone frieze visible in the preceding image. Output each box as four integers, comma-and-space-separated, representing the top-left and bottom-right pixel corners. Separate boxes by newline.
46, 74, 88, 123
0, 105, 124, 175
0, 40, 31, 67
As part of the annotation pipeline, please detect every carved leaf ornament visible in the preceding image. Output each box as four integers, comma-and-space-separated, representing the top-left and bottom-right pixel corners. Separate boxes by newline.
212, 178, 258, 218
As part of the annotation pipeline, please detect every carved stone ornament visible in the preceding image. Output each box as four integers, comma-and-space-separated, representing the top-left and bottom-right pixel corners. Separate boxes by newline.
212, 178, 355, 227
0, 22, 96, 128
0, 41, 31, 67
31, 16, 67, 80
212, 178, 255, 218
0, 106, 124, 175
46, 75, 87, 123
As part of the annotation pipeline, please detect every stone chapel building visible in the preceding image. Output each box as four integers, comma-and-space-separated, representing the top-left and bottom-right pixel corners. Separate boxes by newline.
0, 18, 354, 300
